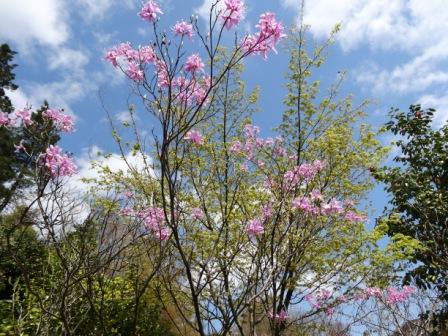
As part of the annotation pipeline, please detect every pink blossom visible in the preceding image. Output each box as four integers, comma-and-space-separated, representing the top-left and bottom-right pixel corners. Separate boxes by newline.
310, 190, 323, 201
139, 46, 156, 64
229, 140, 243, 153
120, 207, 135, 216
41, 145, 77, 177
184, 54, 204, 73
15, 108, 33, 126
184, 130, 204, 145
344, 211, 367, 223
14, 140, 26, 153
155, 60, 170, 88
126, 62, 144, 81
105, 49, 119, 67
139, 207, 170, 240
138, 1, 163, 22
292, 197, 317, 214
246, 218, 264, 236
306, 290, 332, 310
154, 227, 170, 241
325, 307, 335, 316
220, 0, 245, 29
243, 124, 260, 138
191, 208, 205, 220
43, 109, 75, 133
105, 43, 133, 67
242, 12, 285, 59
364, 287, 382, 298
321, 199, 343, 215
262, 204, 273, 220
0, 112, 14, 127
386, 286, 416, 304
256, 12, 286, 48
173, 21, 194, 39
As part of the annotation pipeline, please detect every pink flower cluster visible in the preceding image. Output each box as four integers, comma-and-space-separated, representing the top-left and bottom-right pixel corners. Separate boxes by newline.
41, 145, 77, 177
184, 130, 204, 145
138, 1, 163, 22
105, 43, 156, 81
220, 0, 245, 30
43, 109, 75, 133
242, 12, 286, 59
267, 309, 288, 322
191, 208, 205, 220
364, 287, 382, 298
305, 289, 332, 309
173, 21, 194, 39
283, 160, 325, 185
246, 218, 264, 236
385, 286, 416, 304
230, 124, 286, 162
344, 211, 367, 223
172, 75, 211, 106
15, 108, 33, 126
0, 112, 14, 127
184, 54, 204, 73
138, 207, 170, 241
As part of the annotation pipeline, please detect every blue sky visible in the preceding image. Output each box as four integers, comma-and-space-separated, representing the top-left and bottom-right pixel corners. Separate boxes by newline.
1, 0, 448, 215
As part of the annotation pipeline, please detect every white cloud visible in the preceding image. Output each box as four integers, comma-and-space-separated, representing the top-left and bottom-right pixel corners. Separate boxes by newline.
299, 1, 448, 101
356, 39, 448, 94
74, 0, 136, 20
195, 0, 225, 22
48, 48, 90, 73
303, 0, 448, 52
68, 146, 153, 193
418, 94, 448, 126
0, 0, 69, 52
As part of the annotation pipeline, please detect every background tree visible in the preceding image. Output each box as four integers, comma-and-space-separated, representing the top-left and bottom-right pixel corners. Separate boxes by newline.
375, 104, 448, 332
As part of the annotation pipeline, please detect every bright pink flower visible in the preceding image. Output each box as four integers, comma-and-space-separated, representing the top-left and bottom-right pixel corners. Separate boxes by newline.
43, 109, 75, 133
192, 208, 205, 220
292, 197, 313, 213
139, 207, 170, 241
386, 286, 416, 304
246, 218, 264, 236
14, 139, 26, 153
105, 43, 133, 67
173, 21, 194, 39
220, 0, 245, 29
127, 62, 144, 81
155, 60, 170, 88
365, 287, 382, 298
15, 108, 33, 126
139, 1, 163, 22
139, 46, 156, 64
41, 145, 77, 177
242, 13, 285, 59
0, 112, 13, 127
184, 54, 204, 73
154, 227, 170, 240
184, 130, 204, 145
